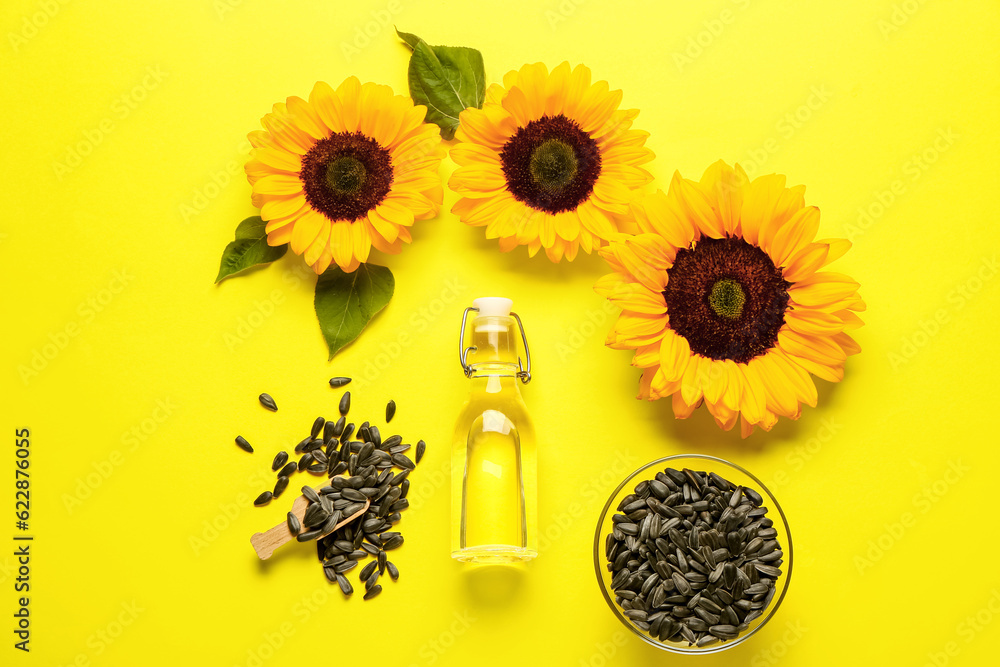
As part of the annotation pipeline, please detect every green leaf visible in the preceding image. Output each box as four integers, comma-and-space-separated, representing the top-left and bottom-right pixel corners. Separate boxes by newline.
395, 27, 421, 51
215, 216, 287, 283
397, 29, 485, 140
314, 264, 394, 360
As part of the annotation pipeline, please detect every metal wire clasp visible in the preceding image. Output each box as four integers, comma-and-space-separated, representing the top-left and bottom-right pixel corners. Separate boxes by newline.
458, 306, 532, 384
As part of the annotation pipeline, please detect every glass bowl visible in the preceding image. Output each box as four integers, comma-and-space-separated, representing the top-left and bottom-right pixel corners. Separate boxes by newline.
593, 454, 792, 654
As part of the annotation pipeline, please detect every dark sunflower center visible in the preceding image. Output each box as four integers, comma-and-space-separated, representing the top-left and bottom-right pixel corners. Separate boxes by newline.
500, 114, 601, 214
708, 279, 746, 319
299, 131, 393, 222
529, 139, 578, 191
663, 237, 790, 364
325, 155, 366, 196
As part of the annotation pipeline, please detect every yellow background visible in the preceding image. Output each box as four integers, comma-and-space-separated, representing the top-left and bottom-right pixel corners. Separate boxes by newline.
3, 0, 999, 664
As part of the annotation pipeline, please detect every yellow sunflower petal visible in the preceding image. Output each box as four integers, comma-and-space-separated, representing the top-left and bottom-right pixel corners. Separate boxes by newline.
782, 242, 829, 283
769, 206, 820, 267
303, 220, 331, 266
308, 81, 345, 133
290, 211, 325, 255
699, 160, 747, 236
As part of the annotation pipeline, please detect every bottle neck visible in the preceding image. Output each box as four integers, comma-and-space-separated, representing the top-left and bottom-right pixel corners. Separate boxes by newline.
468, 315, 519, 379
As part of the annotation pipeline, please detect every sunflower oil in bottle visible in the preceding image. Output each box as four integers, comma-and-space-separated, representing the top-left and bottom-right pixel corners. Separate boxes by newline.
451, 297, 537, 564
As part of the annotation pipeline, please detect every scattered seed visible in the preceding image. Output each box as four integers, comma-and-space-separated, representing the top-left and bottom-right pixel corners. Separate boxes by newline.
336, 574, 353, 595
235, 436, 253, 453
386, 561, 399, 581
258, 393, 278, 411
253, 491, 272, 506
329, 377, 352, 388
278, 461, 297, 477
416, 440, 426, 464
273, 476, 289, 498
339, 392, 351, 416
310, 416, 325, 439
385, 400, 396, 423
272, 451, 289, 471
286, 512, 301, 535
363, 584, 382, 600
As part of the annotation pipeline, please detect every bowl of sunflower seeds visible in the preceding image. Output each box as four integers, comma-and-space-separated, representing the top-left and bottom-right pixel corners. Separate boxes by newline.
594, 454, 791, 653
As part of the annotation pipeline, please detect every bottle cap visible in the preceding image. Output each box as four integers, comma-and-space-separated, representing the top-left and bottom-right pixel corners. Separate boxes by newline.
472, 297, 513, 318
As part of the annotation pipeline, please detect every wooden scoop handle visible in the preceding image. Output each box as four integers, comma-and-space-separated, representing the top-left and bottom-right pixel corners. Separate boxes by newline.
251, 487, 369, 560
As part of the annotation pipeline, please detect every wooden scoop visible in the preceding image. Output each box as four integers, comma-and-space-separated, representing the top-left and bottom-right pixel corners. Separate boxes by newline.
251, 484, 369, 560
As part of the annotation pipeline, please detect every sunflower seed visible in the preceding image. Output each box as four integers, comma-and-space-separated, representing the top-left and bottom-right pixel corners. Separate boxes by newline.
271, 451, 288, 471
286, 512, 301, 535
309, 416, 325, 439
273, 476, 289, 498
235, 436, 253, 453
278, 461, 297, 477
416, 440, 426, 464
253, 491, 271, 506
363, 584, 382, 600
329, 377, 352, 388
339, 392, 351, 416
386, 561, 399, 581
335, 574, 353, 595
391, 453, 415, 470
297, 528, 322, 542
385, 400, 396, 423
258, 393, 278, 411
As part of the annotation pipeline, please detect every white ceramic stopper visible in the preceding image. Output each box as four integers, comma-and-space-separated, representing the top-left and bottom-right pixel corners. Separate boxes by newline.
472, 297, 513, 332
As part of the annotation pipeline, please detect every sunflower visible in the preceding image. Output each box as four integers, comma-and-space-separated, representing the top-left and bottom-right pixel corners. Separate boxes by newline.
596, 161, 865, 437
448, 62, 655, 262
245, 77, 445, 274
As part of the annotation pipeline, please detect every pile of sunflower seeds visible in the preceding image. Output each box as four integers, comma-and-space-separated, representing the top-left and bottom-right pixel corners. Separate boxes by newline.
605, 467, 783, 648
242, 377, 423, 600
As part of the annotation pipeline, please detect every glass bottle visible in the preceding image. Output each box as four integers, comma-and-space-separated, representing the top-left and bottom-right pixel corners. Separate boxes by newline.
451, 297, 537, 564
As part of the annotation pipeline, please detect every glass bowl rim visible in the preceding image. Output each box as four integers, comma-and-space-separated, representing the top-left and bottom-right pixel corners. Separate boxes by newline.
593, 453, 793, 655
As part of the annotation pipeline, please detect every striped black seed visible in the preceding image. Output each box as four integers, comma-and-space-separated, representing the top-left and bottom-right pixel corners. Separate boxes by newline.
329, 377, 352, 388
287, 512, 301, 535
336, 574, 353, 595
386, 561, 399, 580
278, 461, 297, 477
382, 534, 404, 550
416, 440, 426, 464
273, 476, 289, 498
258, 393, 278, 411
310, 416, 325, 439
391, 453, 414, 470
339, 392, 351, 416
363, 584, 382, 600
340, 423, 355, 443
253, 491, 272, 506
302, 486, 321, 503
385, 400, 396, 423
378, 550, 387, 574
272, 451, 289, 471
297, 528, 322, 542
235, 436, 253, 453
360, 560, 377, 581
